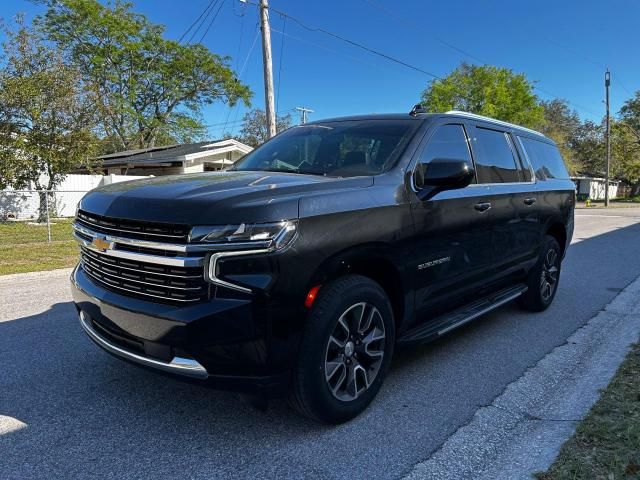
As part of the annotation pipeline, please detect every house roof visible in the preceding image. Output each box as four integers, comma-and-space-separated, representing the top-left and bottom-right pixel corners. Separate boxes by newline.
97, 139, 252, 167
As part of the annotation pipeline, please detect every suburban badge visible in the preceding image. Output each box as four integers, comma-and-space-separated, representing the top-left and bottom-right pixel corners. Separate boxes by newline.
418, 256, 451, 270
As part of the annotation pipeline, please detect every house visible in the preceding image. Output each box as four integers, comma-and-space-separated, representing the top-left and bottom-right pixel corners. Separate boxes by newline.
82, 139, 253, 176
571, 175, 619, 201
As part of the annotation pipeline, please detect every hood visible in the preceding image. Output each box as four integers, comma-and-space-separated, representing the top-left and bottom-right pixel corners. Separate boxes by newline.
79, 171, 373, 225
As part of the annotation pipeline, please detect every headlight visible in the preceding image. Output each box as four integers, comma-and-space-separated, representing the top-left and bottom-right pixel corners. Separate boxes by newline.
190, 220, 297, 250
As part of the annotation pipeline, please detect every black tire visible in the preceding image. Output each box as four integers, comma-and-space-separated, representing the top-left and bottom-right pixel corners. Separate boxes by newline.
518, 235, 562, 312
289, 275, 395, 424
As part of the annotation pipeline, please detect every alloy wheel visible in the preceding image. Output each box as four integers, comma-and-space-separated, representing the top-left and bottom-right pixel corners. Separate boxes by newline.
324, 302, 386, 402
540, 248, 559, 301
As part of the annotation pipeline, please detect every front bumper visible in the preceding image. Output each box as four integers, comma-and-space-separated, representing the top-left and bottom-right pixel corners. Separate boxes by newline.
71, 265, 293, 395
79, 310, 209, 379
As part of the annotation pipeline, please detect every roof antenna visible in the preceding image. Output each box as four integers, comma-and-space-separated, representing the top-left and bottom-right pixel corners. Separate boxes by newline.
409, 104, 426, 116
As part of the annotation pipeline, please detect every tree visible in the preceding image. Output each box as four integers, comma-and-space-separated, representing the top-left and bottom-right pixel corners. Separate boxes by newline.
572, 120, 605, 175
0, 18, 97, 221
237, 109, 293, 147
615, 92, 640, 195
421, 63, 544, 129
37, 0, 252, 152
539, 99, 582, 174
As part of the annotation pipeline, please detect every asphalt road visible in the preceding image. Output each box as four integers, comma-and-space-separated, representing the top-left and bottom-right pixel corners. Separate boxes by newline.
2, 207, 640, 480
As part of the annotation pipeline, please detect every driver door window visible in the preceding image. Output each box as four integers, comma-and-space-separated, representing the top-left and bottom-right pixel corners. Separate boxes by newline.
418, 124, 474, 180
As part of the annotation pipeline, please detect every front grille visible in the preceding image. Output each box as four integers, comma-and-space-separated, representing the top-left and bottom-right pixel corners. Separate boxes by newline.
80, 246, 209, 303
77, 210, 190, 243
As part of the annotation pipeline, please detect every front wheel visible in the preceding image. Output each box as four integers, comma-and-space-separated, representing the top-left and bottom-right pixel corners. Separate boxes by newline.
289, 275, 395, 424
518, 235, 562, 312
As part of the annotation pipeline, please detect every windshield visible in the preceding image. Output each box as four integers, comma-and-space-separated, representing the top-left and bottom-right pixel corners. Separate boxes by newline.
231, 119, 418, 177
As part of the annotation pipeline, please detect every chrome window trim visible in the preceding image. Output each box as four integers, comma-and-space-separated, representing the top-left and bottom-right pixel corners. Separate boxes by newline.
79, 311, 208, 378
73, 232, 204, 268
206, 249, 272, 293
444, 111, 546, 138
515, 135, 539, 182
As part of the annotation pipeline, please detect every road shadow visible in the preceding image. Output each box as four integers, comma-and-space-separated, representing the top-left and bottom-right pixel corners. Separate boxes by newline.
1, 220, 640, 479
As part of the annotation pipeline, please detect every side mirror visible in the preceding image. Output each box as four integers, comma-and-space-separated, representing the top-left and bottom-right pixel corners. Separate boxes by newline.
415, 158, 475, 200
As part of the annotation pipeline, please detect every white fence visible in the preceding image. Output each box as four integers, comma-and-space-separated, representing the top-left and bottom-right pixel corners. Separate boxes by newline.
1, 174, 150, 221
1, 174, 151, 244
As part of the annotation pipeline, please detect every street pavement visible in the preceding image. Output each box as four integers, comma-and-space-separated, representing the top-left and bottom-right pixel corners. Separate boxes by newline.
2, 207, 640, 479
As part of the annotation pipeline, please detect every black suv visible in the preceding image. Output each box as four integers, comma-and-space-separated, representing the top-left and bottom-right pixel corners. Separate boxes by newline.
71, 110, 574, 423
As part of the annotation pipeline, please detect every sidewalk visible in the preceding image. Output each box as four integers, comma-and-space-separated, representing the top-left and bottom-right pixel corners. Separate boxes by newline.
404, 274, 640, 479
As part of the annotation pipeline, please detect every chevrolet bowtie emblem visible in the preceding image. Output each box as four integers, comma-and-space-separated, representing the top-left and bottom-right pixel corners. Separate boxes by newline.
91, 235, 112, 252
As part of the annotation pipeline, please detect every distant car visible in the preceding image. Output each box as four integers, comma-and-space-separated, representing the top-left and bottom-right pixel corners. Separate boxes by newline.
71, 109, 574, 423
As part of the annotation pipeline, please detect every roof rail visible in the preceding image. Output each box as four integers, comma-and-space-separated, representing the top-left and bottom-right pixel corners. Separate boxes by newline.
444, 110, 546, 138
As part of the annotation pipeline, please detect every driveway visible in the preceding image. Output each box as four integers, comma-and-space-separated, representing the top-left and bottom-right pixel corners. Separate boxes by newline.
2, 208, 640, 479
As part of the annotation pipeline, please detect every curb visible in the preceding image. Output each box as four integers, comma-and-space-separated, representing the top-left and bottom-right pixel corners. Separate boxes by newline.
404, 275, 640, 480
0, 267, 74, 285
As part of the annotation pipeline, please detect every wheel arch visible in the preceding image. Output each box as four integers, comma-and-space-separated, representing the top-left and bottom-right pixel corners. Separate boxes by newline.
305, 244, 409, 332
545, 221, 568, 254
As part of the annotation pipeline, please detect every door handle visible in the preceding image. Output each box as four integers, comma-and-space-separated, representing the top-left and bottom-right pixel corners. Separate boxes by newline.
474, 202, 492, 212
524, 197, 537, 206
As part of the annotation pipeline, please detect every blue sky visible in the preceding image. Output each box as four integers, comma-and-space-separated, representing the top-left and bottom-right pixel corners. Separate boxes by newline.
1, 0, 638, 139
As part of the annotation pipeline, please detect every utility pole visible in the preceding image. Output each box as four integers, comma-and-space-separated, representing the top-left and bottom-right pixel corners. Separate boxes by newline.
605, 70, 611, 207
259, 0, 276, 138
295, 107, 314, 124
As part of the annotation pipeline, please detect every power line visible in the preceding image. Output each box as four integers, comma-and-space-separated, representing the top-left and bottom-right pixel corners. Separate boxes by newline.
534, 86, 599, 117
528, 39, 637, 104
244, 0, 603, 119
187, 0, 220, 44
205, 118, 247, 127
178, 0, 216, 43
242, 0, 442, 80
270, 27, 389, 73
198, 0, 227, 44
221, 5, 249, 132
238, 26, 261, 77
614, 77, 635, 98
357, 0, 603, 117
226, 24, 262, 133
361, 0, 485, 65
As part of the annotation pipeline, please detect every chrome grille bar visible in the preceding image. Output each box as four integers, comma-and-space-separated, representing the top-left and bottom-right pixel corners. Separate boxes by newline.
80, 248, 202, 280
81, 263, 205, 303
73, 222, 209, 254
73, 231, 204, 268
80, 258, 203, 291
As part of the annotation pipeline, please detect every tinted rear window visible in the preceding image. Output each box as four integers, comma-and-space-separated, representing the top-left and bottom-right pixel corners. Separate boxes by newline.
519, 137, 569, 180
472, 127, 520, 183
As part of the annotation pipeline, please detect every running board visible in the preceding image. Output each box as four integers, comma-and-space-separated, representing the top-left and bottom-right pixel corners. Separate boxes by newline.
398, 284, 528, 345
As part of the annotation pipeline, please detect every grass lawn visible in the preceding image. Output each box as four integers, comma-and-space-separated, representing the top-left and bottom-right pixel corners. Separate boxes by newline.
536, 342, 640, 479
0, 219, 79, 275
576, 196, 640, 208
615, 195, 640, 203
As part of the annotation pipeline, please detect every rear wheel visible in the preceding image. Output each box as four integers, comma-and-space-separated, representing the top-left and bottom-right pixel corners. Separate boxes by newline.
518, 235, 562, 312
289, 275, 395, 424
